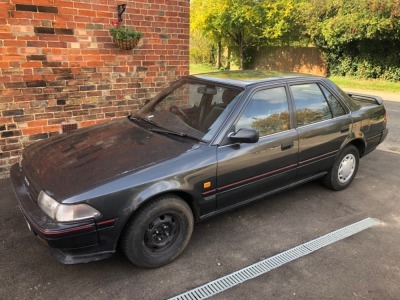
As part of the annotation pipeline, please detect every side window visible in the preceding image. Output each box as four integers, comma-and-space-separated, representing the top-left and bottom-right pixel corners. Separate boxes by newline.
320, 85, 346, 117
236, 87, 290, 137
290, 83, 332, 126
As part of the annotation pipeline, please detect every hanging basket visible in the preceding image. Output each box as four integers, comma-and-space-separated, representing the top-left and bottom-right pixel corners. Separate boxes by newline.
113, 38, 140, 50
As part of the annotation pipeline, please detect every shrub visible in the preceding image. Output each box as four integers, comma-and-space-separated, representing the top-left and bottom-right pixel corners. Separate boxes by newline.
109, 21, 143, 41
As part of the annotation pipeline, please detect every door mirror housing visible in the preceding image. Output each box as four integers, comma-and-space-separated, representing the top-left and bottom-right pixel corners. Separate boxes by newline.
228, 128, 259, 144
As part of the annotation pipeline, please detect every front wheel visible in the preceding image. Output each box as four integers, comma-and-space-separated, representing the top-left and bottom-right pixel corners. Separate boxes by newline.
322, 145, 360, 191
121, 194, 193, 268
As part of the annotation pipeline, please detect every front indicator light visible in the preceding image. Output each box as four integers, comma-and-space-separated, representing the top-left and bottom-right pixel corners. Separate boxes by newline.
38, 191, 59, 219
38, 191, 101, 222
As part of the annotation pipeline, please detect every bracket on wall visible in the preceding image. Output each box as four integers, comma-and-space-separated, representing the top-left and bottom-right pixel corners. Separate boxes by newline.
117, 4, 127, 22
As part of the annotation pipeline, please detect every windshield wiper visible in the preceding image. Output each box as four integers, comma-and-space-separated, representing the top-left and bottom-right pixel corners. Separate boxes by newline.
129, 115, 158, 126
129, 115, 204, 142
149, 128, 203, 142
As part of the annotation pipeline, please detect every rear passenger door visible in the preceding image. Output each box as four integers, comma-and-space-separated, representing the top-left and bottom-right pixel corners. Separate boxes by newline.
289, 82, 352, 178
216, 86, 298, 210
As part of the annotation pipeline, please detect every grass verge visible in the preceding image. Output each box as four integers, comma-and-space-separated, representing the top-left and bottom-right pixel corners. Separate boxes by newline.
189, 63, 218, 74
329, 76, 400, 93
190, 64, 400, 93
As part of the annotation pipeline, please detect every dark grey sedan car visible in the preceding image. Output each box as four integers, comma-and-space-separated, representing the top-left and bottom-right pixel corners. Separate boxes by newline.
11, 71, 388, 268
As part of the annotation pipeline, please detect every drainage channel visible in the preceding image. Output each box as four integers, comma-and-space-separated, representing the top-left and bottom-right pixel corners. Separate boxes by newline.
169, 217, 380, 300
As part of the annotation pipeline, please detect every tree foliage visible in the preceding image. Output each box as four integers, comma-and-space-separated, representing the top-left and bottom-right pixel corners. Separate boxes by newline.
305, 0, 400, 48
190, 28, 215, 64
191, 0, 400, 80
191, 0, 302, 69
304, 0, 400, 80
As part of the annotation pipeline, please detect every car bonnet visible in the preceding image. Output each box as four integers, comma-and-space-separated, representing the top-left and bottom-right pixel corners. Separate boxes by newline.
21, 118, 195, 200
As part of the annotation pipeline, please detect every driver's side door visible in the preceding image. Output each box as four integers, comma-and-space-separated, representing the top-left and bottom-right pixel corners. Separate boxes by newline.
216, 86, 298, 210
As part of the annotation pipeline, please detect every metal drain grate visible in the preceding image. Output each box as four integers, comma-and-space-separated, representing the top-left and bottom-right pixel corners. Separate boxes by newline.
169, 217, 380, 300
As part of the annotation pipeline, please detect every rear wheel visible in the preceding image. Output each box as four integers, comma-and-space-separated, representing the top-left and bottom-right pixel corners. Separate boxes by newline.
121, 194, 193, 268
323, 145, 359, 191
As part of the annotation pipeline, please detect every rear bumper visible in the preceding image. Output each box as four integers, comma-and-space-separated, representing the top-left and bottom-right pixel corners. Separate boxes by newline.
380, 128, 389, 144
10, 164, 116, 264
365, 128, 389, 155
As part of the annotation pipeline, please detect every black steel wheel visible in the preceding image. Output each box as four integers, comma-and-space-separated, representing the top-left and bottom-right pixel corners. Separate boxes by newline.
121, 194, 193, 268
322, 145, 360, 191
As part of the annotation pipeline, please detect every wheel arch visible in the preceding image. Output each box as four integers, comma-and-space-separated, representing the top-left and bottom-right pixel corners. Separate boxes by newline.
347, 138, 366, 157
118, 192, 195, 268
134, 190, 201, 220
116, 190, 200, 246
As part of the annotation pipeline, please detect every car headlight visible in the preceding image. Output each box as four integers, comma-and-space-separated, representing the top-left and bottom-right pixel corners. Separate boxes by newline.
38, 191, 101, 222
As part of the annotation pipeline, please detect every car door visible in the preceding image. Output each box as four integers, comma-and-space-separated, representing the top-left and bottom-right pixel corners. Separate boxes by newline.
288, 82, 352, 178
216, 86, 299, 210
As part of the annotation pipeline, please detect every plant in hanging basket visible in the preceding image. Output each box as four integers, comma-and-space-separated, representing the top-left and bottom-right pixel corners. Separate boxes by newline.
109, 21, 143, 50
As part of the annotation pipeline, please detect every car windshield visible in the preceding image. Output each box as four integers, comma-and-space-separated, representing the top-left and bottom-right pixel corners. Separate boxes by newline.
135, 79, 243, 142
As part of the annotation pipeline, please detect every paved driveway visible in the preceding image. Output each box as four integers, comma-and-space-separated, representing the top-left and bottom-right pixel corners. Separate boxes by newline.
1, 92, 399, 300
1, 150, 400, 300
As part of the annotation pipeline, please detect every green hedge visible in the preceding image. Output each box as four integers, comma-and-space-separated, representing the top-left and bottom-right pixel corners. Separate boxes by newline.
326, 40, 400, 82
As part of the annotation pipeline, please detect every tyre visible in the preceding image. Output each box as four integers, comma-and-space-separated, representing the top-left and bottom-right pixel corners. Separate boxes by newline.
322, 145, 359, 191
121, 194, 193, 268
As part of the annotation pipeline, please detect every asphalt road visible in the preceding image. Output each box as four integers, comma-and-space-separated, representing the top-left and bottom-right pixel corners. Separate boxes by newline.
1, 94, 399, 300
378, 100, 400, 153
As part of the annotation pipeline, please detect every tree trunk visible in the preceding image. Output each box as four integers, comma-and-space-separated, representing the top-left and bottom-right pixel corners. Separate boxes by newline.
239, 42, 244, 70
226, 47, 231, 70
209, 44, 216, 65
238, 33, 244, 70
217, 40, 222, 69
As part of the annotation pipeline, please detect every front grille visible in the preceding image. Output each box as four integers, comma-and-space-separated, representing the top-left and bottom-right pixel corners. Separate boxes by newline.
21, 164, 40, 203
25, 176, 40, 202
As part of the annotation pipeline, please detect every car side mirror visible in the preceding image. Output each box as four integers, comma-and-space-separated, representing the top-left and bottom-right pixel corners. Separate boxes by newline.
228, 128, 259, 144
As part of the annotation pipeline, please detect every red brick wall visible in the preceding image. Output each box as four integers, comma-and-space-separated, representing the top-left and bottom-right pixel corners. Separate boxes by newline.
0, 0, 190, 176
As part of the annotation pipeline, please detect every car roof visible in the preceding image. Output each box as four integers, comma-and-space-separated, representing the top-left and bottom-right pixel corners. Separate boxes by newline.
189, 70, 323, 88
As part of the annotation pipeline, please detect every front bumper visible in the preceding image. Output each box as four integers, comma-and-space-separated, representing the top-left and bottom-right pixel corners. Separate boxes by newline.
10, 164, 116, 264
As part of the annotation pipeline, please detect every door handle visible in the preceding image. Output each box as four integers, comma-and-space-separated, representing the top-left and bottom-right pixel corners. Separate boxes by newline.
281, 141, 294, 151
